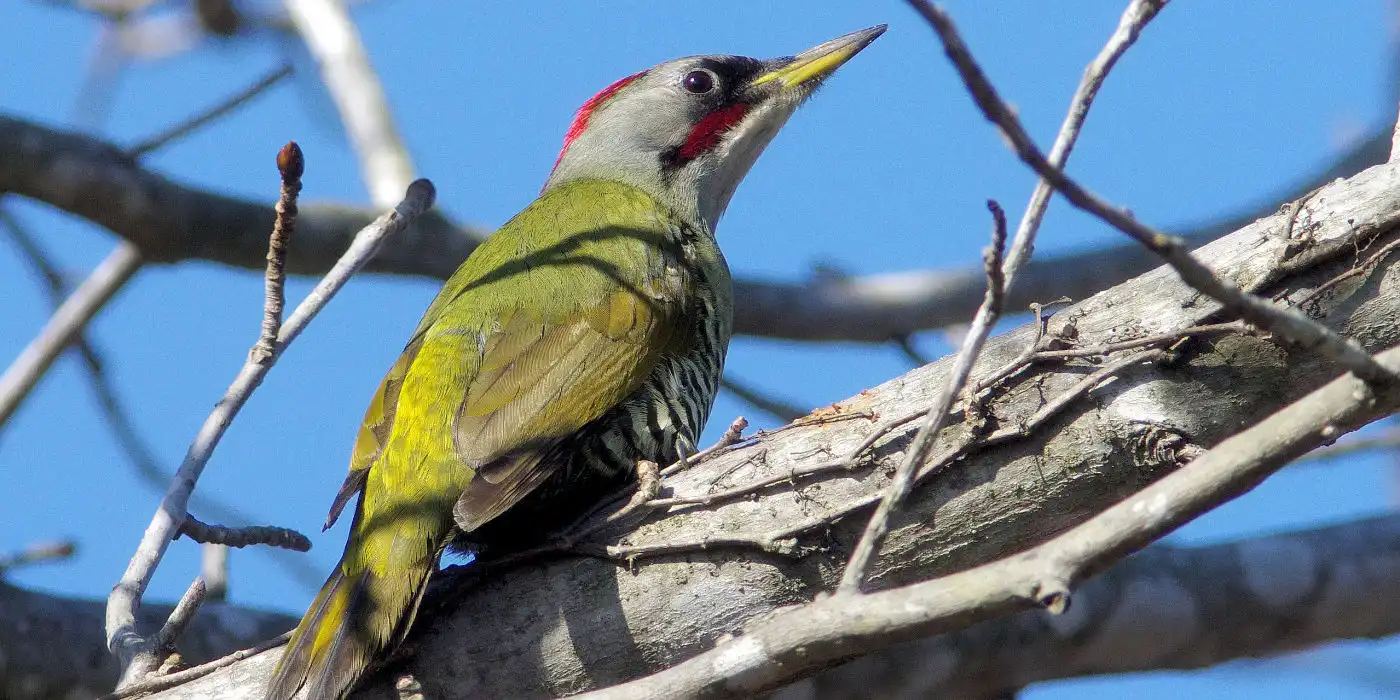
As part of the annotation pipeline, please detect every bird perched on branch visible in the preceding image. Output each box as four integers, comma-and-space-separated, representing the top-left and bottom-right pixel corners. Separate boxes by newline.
265, 25, 885, 700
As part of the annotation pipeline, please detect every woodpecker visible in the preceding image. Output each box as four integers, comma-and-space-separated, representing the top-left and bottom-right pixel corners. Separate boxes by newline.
265, 25, 884, 700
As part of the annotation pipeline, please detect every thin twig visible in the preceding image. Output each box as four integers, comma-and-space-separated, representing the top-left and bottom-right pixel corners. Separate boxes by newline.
980, 349, 1166, 448
1293, 237, 1400, 313
975, 321, 1245, 393
606, 460, 662, 523
94, 631, 293, 700
720, 375, 806, 423
104, 178, 436, 686
0, 207, 150, 453
1293, 427, 1400, 464
253, 141, 303, 362
892, 335, 931, 366
126, 64, 294, 158
153, 577, 206, 653
910, 0, 1395, 384
285, 0, 414, 207
0, 205, 325, 589
178, 513, 312, 552
834, 0, 1173, 594
202, 544, 229, 602
838, 201, 1008, 594
646, 412, 925, 511
657, 415, 752, 478
0, 539, 77, 573
999, 0, 1170, 279
0, 241, 143, 428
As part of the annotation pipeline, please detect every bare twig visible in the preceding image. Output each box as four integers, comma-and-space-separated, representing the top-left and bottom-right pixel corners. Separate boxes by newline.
1294, 426, 1400, 464
253, 141, 303, 362
0, 206, 153, 454
1293, 237, 1400, 313
892, 335, 931, 366
177, 514, 311, 552
1000, 0, 1170, 277
0, 539, 77, 573
834, 1, 1173, 594
0, 241, 143, 428
94, 631, 293, 700
285, 0, 414, 207
104, 177, 436, 686
657, 415, 751, 479
126, 64, 293, 158
1391, 102, 1400, 163
574, 342, 1400, 700
644, 411, 925, 511
720, 375, 806, 423
838, 201, 1008, 594
0, 204, 325, 590
152, 578, 206, 654
606, 460, 662, 523
975, 321, 1244, 393
201, 544, 229, 603
910, 0, 1395, 384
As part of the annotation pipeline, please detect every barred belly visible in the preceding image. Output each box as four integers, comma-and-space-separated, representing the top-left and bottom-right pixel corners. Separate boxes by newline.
578, 340, 724, 479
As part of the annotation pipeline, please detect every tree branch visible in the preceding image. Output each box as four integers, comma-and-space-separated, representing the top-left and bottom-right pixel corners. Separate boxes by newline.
12, 510, 1400, 698
787, 512, 1400, 698
285, 0, 415, 208
0, 241, 142, 427
105, 178, 435, 686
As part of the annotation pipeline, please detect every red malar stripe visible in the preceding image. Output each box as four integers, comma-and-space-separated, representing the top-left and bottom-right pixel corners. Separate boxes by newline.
677, 103, 750, 161
551, 71, 644, 172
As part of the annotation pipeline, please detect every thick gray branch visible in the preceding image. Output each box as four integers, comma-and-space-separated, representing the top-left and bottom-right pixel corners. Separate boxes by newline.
0, 113, 1387, 342
10, 513, 1400, 699
142, 152, 1400, 698
0, 114, 475, 281
0, 581, 295, 700
784, 512, 1400, 698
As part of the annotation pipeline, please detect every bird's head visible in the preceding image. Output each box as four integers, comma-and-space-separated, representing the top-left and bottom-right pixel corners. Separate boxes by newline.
543, 25, 885, 231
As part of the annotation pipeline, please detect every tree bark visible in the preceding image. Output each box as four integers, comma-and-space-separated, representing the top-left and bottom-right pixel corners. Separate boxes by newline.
774, 512, 1400, 699
0, 580, 294, 700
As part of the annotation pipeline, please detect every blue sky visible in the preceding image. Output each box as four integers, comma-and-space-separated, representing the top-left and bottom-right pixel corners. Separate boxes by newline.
1, 1, 1397, 697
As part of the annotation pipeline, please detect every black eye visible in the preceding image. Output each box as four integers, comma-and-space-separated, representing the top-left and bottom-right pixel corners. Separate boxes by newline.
682, 70, 715, 94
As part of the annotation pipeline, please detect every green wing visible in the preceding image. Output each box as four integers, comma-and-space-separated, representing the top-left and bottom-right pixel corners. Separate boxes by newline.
451, 284, 677, 530
327, 179, 687, 534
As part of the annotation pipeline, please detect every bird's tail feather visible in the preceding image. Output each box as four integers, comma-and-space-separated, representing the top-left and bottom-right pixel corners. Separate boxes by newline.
264, 560, 432, 700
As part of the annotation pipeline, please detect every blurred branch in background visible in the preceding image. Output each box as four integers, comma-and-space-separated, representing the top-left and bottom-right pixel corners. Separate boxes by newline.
720, 375, 807, 423
1, 113, 1390, 342
285, 0, 415, 208
0, 56, 321, 588
0, 241, 144, 429
0, 540, 76, 576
